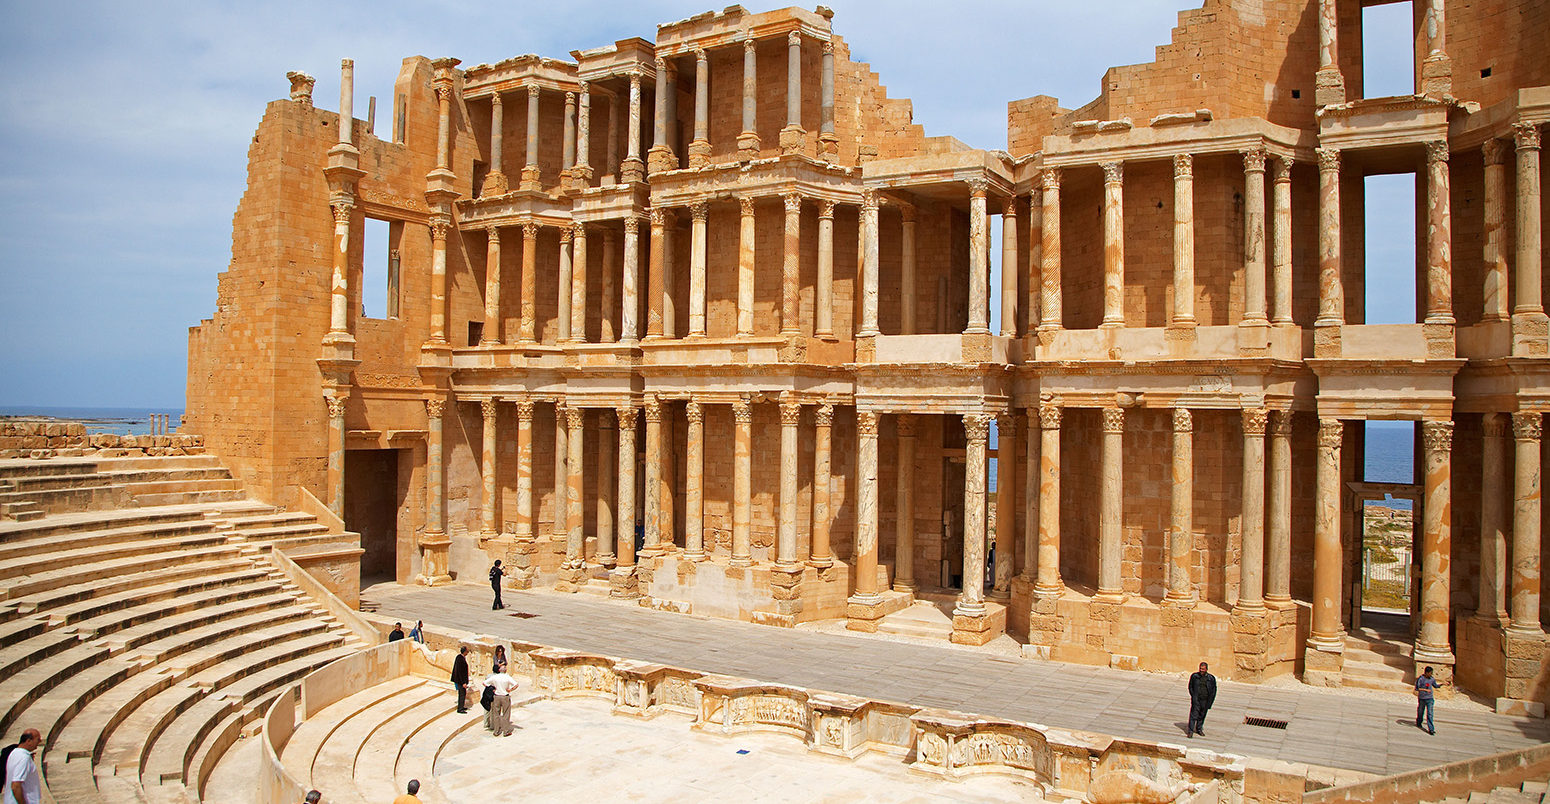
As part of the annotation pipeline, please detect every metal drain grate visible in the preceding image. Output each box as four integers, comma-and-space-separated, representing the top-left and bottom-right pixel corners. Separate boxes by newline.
1244, 716, 1289, 730
506, 611, 538, 619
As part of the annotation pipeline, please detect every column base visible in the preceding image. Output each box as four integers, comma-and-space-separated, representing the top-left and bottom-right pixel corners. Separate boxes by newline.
1092, 590, 1127, 605
845, 590, 908, 632
565, 165, 593, 190
779, 125, 806, 156
818, 131, 839, 159
482, 171, 509, 196
951, 602, 1007, 646
770, 566, 804, 620
729, 556, 753, 569
609, 566, 640, 599
988, 588, 1011, 603
1303, 635, 1345, 687
736, 131, 761, 161
1512, 312, 1549, 356
1162, 592, 1196, 609
1504, 630, 1547, 702
1264, 595, 1294, 610
1314, 67, 1346, 107
519, 165, 542, 192
555, 565, 589, 593
687, 139, 712, 169
647, 146, 677, 175
1412, 645, 1456, 697
1230, 607, 1272, 682
620, 157, 646, 184
892, 580, 917, 594
807, 556, 834, 569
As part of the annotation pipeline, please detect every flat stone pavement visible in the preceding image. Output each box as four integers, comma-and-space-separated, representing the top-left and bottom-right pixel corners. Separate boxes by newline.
366, 582, 1550, 777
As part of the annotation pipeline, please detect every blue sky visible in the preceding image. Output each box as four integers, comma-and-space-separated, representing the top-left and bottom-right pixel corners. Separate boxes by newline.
0, 1, 1414, 408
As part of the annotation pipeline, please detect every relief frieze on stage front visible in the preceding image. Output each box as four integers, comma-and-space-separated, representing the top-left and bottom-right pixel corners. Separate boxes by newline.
729, 693, 808, 732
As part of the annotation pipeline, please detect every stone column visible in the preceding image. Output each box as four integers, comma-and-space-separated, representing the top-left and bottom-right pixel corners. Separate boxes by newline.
521, 83, 541, 191
778, 397, 801, 569
328, 200, 353, 336
853, 410, 881, 600
1482, 139, 1510, 322
1034, 403, 1063, 598
1101, 162, 1125, 328
622, 216, 641, 342
1026, 189, 1043, 337
596, 413, 615, 566
1242, 148, 1269, 324
1272, 157, 1294, 324
621, 70, 645, 183
647, 208, 666, 338
325, 393, 346, 518
615, 406, 638, 570
967, 179, 991, 334
688, 49, 711, 168
1040, 169, 1063, 330
782, 193, 802, 335
689, 201, 708, 337
600, 230, 616, 343
1267, 411, 1293, 607
1097, 406, 1125, 601
515, 398, 534, 541
1000, 201, 1019, 337
606, 94, 618, 179
1315, 0, 1345, 105
552, 402, 568, 539
894, 415, 917, 592
1020, 410, 1038, 580
562, 91, 576, 173
557, 228, 573, 342
958, 414, 992, 615
1309, 418, 1345, 649
811, 403, 834, 567
480, 398, 499, 539
643, 396, 663, 554
1425, 141, 1454, 324
1172, 155, 1195, 327
1239, 408, 1268, 611
649, 58, 677, 174
900, 206, 917, 335
816, 201, 835, 338
819, 40, 837, 157
992, 413, 1016, 600
859, 190, 881, 337
737, 197, 757, 336
565, 407, 586, 571
1166, 408, 1194, 605
1513, 124, 1543, 324
1509, 411, 1542, 635
780, 31, 805, 154
661, 212, 677, 339
1316, 148, 1344, 326
482, 229, 502, 344
424, 397, 447, 571
732, 398, 754, 567
519, 222, 538, 342
571, 223, 588, 342
432, 72, 452, 171
685, 399, 705, 560
738, 36, 760, 159
484, 94, 507, 194
575, 82, 592, 185
1415, 420, 1455, 669
429, 217, 450, 344
1480, 413, 1510, 622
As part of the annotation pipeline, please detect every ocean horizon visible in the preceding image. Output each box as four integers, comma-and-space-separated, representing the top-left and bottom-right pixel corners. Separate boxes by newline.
1, 405, 185, 437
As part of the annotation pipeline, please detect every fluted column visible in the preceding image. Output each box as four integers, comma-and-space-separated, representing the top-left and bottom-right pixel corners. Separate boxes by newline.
900, 206, 917, 335
1243, 148, 1269, 324
615, 406, 638, 569
571, 223, 588, 342
894, 415, 917, 592
557, 228, 573, 342
1172, 155, 1195, 327
328, 201, 353, 336
325, 393, 346, 517
482, 229, 502, 344
621, 70, 645, 183
519, 222, 538, 342
1425, 141, 1454, 324
780, 31, 804, 154
575, 82, 592, 184
1415, 420, 1455, 664
595, 413, 615, 565
1040, 169, 1063, 330
1101, 162, 1125, 328
1272, 157, 1294, 324
778, 398, 801, 569
816, 201, 835, 338
1479, 413, 1510, 622
782, 193, 802, 335
1238, 408, 1268, 611
647, 208, 666, 339
1034, 403, 1063, 598
991, 413, 1016, 600
689, 201, 708, 337
958, 414, 991, 616
1514, 124, 1543, 321
853, 410, 881, 600
1509, 412, 1542, 635
860, 190, 881, 337
622, 216, 641, 342
521, 83, 541, 191
738, 36, 760, 158
1267, 411, 1293, 607
565, 407, 586, 570
643, 396, 664, 554
1000, 202, 1019, 337
480, 399, 499, 538
552, 401, 567, 539
1310, 419, 1345, 649
688, 49, 710, 168
685, 400, 705, 560
731, 398, 753, 567
811, 404, 834, 567
967, 179, 991, 334
428, 217, 450, 344
515, 398, 534, 541
1166, 408, 1194, 605
1316, 148, 1344, 326
562, 91, 576, 173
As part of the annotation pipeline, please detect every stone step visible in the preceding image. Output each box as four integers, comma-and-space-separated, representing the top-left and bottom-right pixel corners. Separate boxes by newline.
0, 518, 221, 564
93, 455, 224, 472
310, 683, 442, 804
0, 483, 136, 516
4, 471, 115, 493
355, 689, 460, 804
0, 529, 233, 583
394, 696, 487, 804
229, 522, 331, 543
98, 467, 231, 485
0, 504, 215, 544
1343, 642, 1414, 668
876, 601, 954, 640
0, 459, 101, 479
132, 489, 247, 507
0, 556, 253, 625
280, 676, 429, 789
0, 502, 44, 522
220, 511, 318, 530
117, 477, 241, 497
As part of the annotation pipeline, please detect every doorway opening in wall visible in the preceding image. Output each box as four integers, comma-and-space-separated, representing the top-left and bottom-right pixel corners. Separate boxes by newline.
1357, 421, 1419, 636
1361, 0, 1415, 99
362, 217, 403, 319
1363, 173, 1418, 323
347, 448, 404, 586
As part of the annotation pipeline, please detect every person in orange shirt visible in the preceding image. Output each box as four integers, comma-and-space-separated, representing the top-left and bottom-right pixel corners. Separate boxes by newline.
392, 779, 422, 804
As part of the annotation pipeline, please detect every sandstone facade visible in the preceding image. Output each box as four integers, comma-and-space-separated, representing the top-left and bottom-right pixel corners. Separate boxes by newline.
186, 2, 1550, 708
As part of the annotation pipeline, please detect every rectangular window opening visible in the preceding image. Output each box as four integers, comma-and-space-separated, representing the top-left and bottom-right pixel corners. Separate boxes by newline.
1360, 2, 1416, 99
361, 218, 401, 320
1363, 173, 1417, 324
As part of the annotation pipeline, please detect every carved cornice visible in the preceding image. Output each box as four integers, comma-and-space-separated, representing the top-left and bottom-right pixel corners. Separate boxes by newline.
1317, 418, 1343, 448
1513, 411, 1542, 441
1421, 420, 1452, 453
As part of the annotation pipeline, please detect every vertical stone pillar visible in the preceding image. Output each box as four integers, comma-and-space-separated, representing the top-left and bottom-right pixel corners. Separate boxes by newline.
967, 179, 991, 334
992, 413, 1016, 600
482, 229, 502, 344
1000, 202, 1019, 337
1482, 139, 1509, 322
515, 398, 534, 542
552, 401, 568, 540
1424, 141, 1454, 325
647, 208, 666, 339
485, 93, 507, 195
732, 398, 754, 567
564, 407, 586, 574
1239, 408, 1268, 611
688, 49, 711, 168
1415, 420, 1455, 677
1034, 403, 1063, 598
621, 70, 645, 183
1166, 408, 1194, 605
606, 94, 619, 179
643, 396, 663, 555
596, 413, 615, 566
778, 397, 801, 569
1267, 410, 1293, 607
1020, 410, 1038, 580
521, 83, 541, 191
958, 414, 992, 616
1172, 155, 1195, 327
1419, 0, 1452, 96
574, 82, 592, 185
1272, 157, 1294, 324
685, 399, 705, 560
689, 201, 708, 337
900, 206, 917, 335
648, 58, 677, 174
1509, 411, 1542, 635
816, 201, 835, 338
557, 227, 573, 342
1101, 162, 1126, 328
1309, 419, 1345, 650
738, 36, 760, 159
1479, 413, 1509, 622
328, 201, 353, 336
1513, 124, 1544, 340
433, 73, 453, 172
571, 223, 588, 343
423, 397, 449, 580
852, 410, 881, 600
600, 230, 616, 343
1026, 189, 1043, 337
737, 197, 757, 336
519, 222, 538, 342
782, 193, 802, 335
811, 403, 834, 567
325, 393, 346, 518
1316, 148, 1344, 327
1315, 0, 1346, 106
1096, 406, 1126, 601
819, 40, 837, 156
613, 405, 639, 598
562, 91, 576, 173
1040, 169, 1063, 330
860, 190, 881, 337
780, 32, 805, 154
480, 398, 499, 539
662, 212, 677, 339
1243, 148, 1269, 324
622, 216, 641, 342
429, 217, 450, 344
894, 415, 917, 591
660, 403, 677, 553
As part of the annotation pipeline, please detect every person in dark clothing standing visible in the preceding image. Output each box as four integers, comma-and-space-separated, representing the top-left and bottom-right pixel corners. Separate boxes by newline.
387, 622, 405, 642
1187, 662, 1217, 737
489, 560, 506, 610
451, 646, 471, 714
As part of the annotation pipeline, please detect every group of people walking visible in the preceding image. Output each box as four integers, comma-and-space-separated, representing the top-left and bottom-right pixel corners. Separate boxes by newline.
450, 643, 519, 737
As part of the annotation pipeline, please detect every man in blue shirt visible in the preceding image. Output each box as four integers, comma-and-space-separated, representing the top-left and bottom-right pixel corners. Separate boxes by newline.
1415, 665, 1438, 734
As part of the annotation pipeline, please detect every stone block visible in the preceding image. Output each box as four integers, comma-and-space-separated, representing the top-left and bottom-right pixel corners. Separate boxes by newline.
1160, 606, 1194, 628
1231, 612, 1270, 635
1506, 657, 1543, 679
1110, 654, 1139, 671
1090, 602, 1120, 622
1505, 634, 1546, 660
1233, 632, 1270, 654
1505, 678, 1532, 699
1303, 647, 1343, 674
1495, 698, 1547, 718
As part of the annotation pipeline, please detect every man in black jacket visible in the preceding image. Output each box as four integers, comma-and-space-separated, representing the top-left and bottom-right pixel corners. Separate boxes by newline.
1187, 662, 1217, 737
451, 646, 471, 714
490, 560, 506, 610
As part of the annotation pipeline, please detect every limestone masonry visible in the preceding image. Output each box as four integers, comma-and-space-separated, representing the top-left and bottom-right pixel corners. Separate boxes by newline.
186, 1, 1550, 711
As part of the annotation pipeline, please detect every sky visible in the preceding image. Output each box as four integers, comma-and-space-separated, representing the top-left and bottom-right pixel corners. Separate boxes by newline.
0, 1, 1415, 409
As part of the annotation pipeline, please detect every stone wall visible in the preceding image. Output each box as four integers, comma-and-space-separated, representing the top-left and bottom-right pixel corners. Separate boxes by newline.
0, 421, 205, 459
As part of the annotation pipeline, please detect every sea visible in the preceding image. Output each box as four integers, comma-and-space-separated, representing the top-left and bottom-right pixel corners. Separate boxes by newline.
0, 406, 186, 437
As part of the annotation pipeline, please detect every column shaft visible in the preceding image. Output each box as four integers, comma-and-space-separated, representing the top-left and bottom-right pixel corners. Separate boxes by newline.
854, 411, 880, 599
571, 224, 588, 342
565, 408, 585, 568
480, 399, 498, 538
1040, 170, 1063, 329
1310, 419, 1345, 647
557, 229, 573, 342
782, 194, 801, 335
1510, 412, 1542, 634
689, 202, 708, 336
1425, 141, 1454, 324
1483, 140, 1509, 321
1098, 407, 1125, 599
811, 404, 834, 566
1243, 149, 1269, 323
515, 399, 534, 541
1000, 203, 1019, 337
626, 71, 643, 163
1272, 157, 1294, 323
562, 92, 576, 170
576, 83, 591, 176
426, 398, 445, 537
482, 229, 501, 344
647, 209, 666, 338
622, 217, 641, 342
429, 219, 449, 344
489, 93, 504, 180
1101, 162, 1125, 327
1172, 155, 1195, 326
738, 198, 756, 335
689, 49, 710, 168
732, 400, 753, 567
596, 416, 614, 564
860, 192, 880, 336
1239, 409, 1268, 611
326, 395, 345, 518
523, 84, 540, 189
785, 32, 801, 126
339, 59, 354, 145
1167, 408, 1194, 604
901, 209, 917, 335
895, 415, 916, 591
685, 401, 705, 560
643, 397, 663, 552
1267, 411, 1293, 605
957, 414, 991, 615
329, 202, 352, 334
816, 202, 835, 338
600, 231, 616, 343
967, 180, 990, 333
819, 40, 836, 153
519, 223, 538, 342
1480, 413, 1509, 621
778, 400, 800, 568
1514, 124, 1543, 315
741, 38, 757, 136
992, 414, 1016, 598
1416, 421, 1454, 661
1034, 404, 1063, 596
1317, 148, 1344, 326
552, 403, 567, 539
616, 407, 637, 567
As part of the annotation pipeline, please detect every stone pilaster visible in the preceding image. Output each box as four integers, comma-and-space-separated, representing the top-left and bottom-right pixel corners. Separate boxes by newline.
1039, 169, 1062, 331
1096, 406, 1125, 602
647, 208, 666, 339
688, 202, 708, 337
1100, 162, 1125, 328
1166, 407, 1194, 606
966, 179, 990, 334
732, 398, 753, 567
811, 404, 834, 568
1242, 148, 1268, 324
1414, 420, 1455, 687
600, 230, 616, 343
1172, 154, 1195, 327
738, 36, 760, 159
738, 197, 756, 336
894, 415, 917, 592
328, 200, 354, 337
